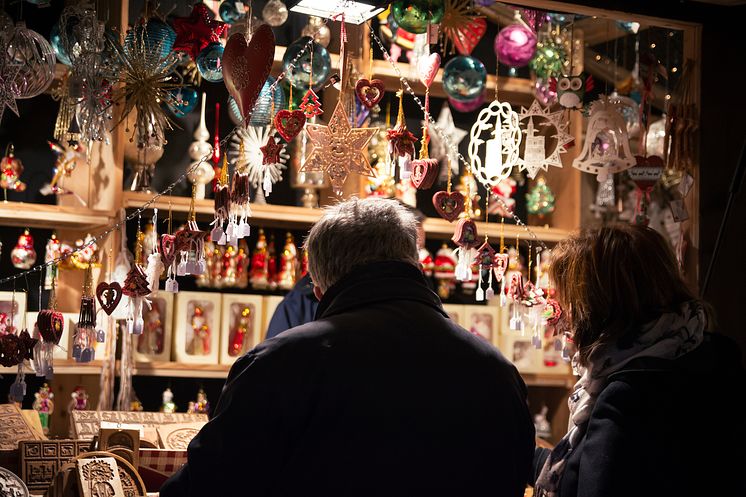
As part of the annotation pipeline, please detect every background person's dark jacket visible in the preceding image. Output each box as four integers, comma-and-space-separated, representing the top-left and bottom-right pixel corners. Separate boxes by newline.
162, 261, 535, 497
265, 273, 318, 340
531, 332, 746, 497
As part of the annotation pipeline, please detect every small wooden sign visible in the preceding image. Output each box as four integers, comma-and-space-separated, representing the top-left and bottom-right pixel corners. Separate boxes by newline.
76, 456, 125, 497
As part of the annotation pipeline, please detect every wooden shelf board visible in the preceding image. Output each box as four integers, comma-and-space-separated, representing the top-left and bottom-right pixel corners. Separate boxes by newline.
0, 201, 113, 230
423, 217, 572, 243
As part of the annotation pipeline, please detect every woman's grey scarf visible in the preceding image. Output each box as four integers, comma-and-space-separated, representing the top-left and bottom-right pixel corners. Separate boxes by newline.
534, 301, 706, 497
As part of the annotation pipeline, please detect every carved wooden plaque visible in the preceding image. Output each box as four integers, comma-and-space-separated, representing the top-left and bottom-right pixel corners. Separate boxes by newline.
98, 429, 140, 469
156, 423, 205, 450
0, 404, 40, 450
70, 411, 208, 440
0, 466, 30, 497
76, 457, 125, 497
19, 440, 92, 492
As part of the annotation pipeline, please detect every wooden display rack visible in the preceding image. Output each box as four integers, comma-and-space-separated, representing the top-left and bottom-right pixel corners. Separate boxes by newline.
0, 0, 701, 446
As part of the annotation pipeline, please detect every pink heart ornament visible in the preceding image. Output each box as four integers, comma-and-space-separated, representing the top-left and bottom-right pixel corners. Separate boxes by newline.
418, 53, 441, 88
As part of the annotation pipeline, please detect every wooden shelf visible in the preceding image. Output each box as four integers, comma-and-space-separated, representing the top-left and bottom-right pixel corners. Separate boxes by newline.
131, 361, 231, 379
423, 217, 572, 244
0, 201, 113, 230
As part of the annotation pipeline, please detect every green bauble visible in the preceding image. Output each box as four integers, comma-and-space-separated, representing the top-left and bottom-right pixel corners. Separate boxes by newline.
392, 0, 445, 34
529, 39, 567, 79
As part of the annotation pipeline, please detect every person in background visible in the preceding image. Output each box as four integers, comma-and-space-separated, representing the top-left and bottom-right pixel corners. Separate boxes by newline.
532, 224, 746, 497
264, 202, 428, 340
162, 197, 534, 497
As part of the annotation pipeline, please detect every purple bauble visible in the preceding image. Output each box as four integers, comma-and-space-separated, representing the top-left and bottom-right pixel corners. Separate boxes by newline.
494, 23, 537, 68
449, 92, 485, 113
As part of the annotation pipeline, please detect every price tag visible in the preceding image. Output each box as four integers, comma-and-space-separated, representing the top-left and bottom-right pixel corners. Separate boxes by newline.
670, 199, 689, 222
428, 24, 439, 44
679, 173, 694, 197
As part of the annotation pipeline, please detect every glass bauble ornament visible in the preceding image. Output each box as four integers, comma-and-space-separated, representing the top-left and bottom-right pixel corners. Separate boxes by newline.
124, 19, 177, 64
262, 0, 288, 27
219, 0, 248, 23
529, 38, 567, 79
11, 229, 36, 270
495, 23, 537, 67
227, 76, 285, 126
196, 42, 224, 83
546, 12, 572, 26
4, 22, 56, 99
0, 11, 12, 34
50, 22, 72, 66
449, 93, 485, 113
301, 16, 331, 48
167, 87, 199, 117
282, 36, 331, 91
442, 55, 487, 102
392, 0, 445, 34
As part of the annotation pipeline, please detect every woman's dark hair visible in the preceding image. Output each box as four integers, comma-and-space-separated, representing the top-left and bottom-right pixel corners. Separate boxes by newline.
549, 224, 700, 365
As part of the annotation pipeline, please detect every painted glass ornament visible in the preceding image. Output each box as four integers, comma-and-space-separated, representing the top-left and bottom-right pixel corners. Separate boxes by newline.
529, 38, 567, 79
50, 22, 72, 66
167, 87, 199, 117
227, 76, 285, 126
495, 21, 537, 67
187, 93, 215, 199
301, 16, 331, 48
4, 22, 56, 99
33, 384, 54, 434
282, 37, 331, 91
277, 233, 298, 290
392, 0, 445, 34
219, 0, 248, 24
442, 55, 487, 102
526, 176, 556, 217
0, 144, 26, 192
124, 19, 176, 63
11, 229, 36, 269
263, 0, 289, 27
188, 389, 210, 413
161, 388, 176, 413
196, 42, 225, 83
448, 93, 485, 112
468, 99, 523, 188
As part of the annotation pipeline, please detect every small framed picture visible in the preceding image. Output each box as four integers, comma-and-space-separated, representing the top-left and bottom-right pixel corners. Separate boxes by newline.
172, 292, 222, 364
261, 296, 285, 341
219, 294, 263, 365
464, 305, 499, 346
499, 335, 542, 373
0, 291, 27, 335
441, 304, 465, 327
133, 292, 174, 363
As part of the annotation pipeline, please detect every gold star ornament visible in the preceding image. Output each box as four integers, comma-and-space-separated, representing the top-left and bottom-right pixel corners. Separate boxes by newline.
302, 100, 378, 195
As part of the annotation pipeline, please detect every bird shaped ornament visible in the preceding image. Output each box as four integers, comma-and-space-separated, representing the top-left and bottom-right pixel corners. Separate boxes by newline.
551, 73, 594, 110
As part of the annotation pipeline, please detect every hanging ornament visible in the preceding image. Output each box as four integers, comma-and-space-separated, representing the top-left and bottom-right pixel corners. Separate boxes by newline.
628, 155, 664, 226
196, 41, 225, 82
122, 233, 151, 335
516, 100, 574, 179
4, 22, 57, 99
96, 281, 123, 316
282, 36, 331, 92
249, 229, 270, 289
35, 277, 64, 378
212, 156, 231, 245
303, 100, 378, 195
427, 104, 466, 181
440, 0, 487, 55
0, 58, 20, 125
387, 90, 418, 179
609, 92, 640, 137
222, 26, 276, 125
475, 238, 496, 301
167, 87, 200, 117
45, 140, 85, 198
277, 233, 298, 290
11, 229, 36, 270
433, 244, 457, 299
0, 144, 26, 193
355, 79, 385, 109
534, 77, 557, 106
529, 37, 567, 80
73, 265, 98, 362
392, 0, 446, 34
187, 93, 215, 200
495, 12, 537, 67
172, 3, 228, 60
301, 16, 331, 48
411, 54, 440, 190
263, 0, 289, 27
526, 176, 556, 217
488, 177, 516, 218
442, 55, 487, 102
43, 234, 61, 289
176, 186, 209, 276
572, 96, 635, 180
219, 0, 248, 24
452, 218, 479, 282
227, 76, 285, 126
468, 99, 523, 188
300, 89, 324, 118
433, 190, 465, 222
551, 73, 594, 110
231, 125, 289, 201
228, 141, 252, 241
449, 93, 485, 113
274, 109, 307, 142
145, 210, 165, 293
124, 18, 177, 62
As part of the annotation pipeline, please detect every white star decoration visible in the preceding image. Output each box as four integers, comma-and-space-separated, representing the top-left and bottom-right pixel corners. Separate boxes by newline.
517, 100, 574, 179
427, 103, 467, 178
0, 62, 21, 125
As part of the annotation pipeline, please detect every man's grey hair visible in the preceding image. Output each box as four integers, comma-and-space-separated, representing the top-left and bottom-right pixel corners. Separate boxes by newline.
305, 197, 419, 292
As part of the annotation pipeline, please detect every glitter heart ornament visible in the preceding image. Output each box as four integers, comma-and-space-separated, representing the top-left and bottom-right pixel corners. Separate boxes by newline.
355, 79, 385, 109
274, 109, 306, 142
222, 26, 276, 126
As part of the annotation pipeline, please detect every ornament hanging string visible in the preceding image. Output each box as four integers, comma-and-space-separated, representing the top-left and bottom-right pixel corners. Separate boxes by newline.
367, 24, 548, 251
0, 13, 335, 287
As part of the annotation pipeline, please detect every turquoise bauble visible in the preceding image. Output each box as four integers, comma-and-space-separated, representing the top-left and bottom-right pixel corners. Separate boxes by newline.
167, 87, 199, 117
391, 0, 445, 34
196, 42, 224, 83
124, 19, 176, 62
442, 55, 487, 102
227, 76, 285, 126
282, 36, 331, 91
219, 0, 246, 24
50, 22, 72, 66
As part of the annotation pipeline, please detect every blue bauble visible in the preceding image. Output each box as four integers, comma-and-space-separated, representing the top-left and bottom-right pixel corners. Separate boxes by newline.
125, 19, 176, 62
282, 36, 331, 91
228, 76, 285, 126
196, 42, 224, 83
50, 22, 72, 66
219, 0, 246, 24
442, 56, 487, 102
167, 87, 199, 117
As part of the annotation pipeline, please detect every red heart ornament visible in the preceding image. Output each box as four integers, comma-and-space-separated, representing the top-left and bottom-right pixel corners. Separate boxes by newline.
411, 158, 439, 189
417, 53, 441, 88
355, 79, 385, 109
629, 155, 664, 189
36, 309, 65, 345
274, 109, 306, 142
222, 26, 276, 126
160, 234, 177, 267
432, 191, 465, 222
96, 282, 123, 316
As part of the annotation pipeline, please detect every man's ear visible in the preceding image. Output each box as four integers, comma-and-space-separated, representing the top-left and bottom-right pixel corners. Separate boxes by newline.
313, 286, 324, 301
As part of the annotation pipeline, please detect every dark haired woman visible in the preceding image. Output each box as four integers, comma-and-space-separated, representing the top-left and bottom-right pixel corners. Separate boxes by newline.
532, 224, 745, 497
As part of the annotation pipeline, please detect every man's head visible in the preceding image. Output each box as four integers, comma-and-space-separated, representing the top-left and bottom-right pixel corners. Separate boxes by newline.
305, 197, 419, 295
